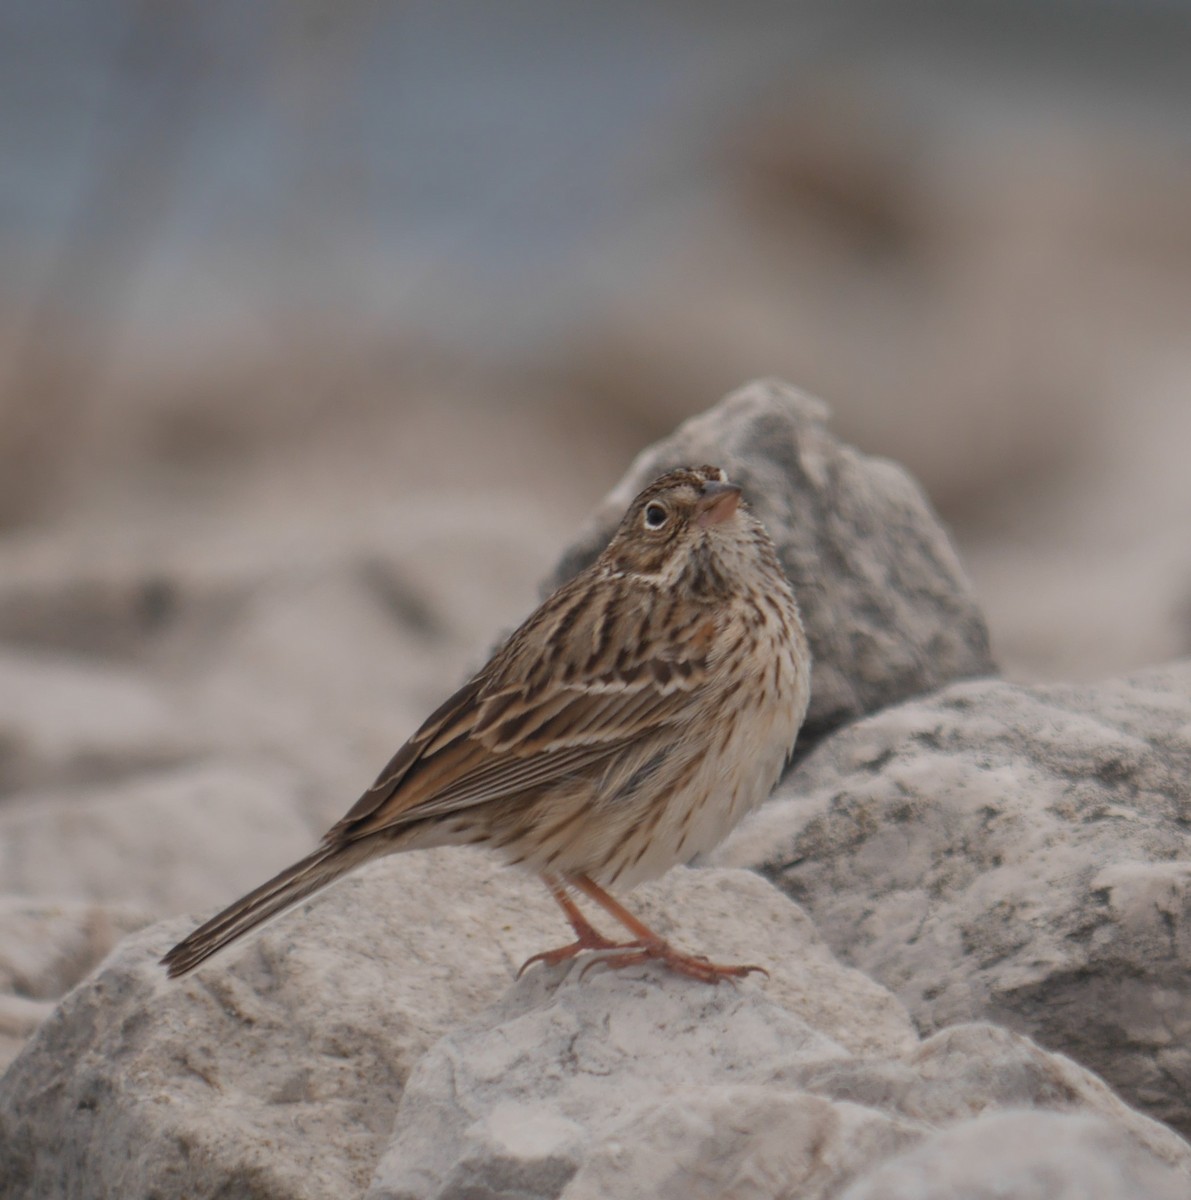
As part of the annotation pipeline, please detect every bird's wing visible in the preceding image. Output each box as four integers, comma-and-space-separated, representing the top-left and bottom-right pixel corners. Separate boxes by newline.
329, 574, 716, 841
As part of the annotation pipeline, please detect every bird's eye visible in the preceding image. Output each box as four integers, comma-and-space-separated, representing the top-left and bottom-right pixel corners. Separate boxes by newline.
643, 502, 669, 530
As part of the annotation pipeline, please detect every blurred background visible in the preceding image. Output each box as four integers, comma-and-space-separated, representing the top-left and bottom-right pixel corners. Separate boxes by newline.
2, 0, 1190, 691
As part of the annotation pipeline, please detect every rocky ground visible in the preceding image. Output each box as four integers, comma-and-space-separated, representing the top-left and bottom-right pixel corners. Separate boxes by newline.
1, 381, 1189, 1199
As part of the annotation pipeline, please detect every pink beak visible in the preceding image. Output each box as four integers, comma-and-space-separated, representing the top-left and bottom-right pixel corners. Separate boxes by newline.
695, 481, 742, 527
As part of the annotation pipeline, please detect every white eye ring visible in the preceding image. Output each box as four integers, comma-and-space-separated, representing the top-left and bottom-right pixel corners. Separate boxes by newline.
643, 502, 669, 529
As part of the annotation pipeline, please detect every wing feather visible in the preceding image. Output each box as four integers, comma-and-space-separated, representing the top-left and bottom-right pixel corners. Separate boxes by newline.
330, 572, 716, 842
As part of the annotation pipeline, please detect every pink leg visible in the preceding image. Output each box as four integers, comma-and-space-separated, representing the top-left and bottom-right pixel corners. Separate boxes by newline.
570, 874, 768, 985
518, 873, 767, 984
516, 875, 631, 977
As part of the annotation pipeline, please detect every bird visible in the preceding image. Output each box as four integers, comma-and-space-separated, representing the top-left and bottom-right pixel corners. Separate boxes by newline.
162, 464, 811, 983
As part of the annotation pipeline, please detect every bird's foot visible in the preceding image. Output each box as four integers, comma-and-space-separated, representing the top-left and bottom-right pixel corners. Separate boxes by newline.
516, 927, 630, 977
530, 873, 768, 985
579, 937, 769, 985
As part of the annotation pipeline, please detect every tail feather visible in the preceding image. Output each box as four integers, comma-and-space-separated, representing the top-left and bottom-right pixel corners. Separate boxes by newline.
161, 842, 369, 978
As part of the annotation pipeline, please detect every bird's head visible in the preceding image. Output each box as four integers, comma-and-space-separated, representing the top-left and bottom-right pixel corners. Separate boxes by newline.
600, 465, 750, 584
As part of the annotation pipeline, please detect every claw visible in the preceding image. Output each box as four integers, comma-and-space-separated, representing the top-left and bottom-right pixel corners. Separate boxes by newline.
579, 939, 768, 984
517, 927, 628, 978
531, 872, 769, 986
577, 941, 646, 980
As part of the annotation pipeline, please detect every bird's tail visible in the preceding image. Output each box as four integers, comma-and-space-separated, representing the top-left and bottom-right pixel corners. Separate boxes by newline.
160, 840, 372, 978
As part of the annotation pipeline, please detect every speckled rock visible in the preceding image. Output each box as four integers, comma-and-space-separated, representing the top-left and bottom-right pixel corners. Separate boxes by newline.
838, 1110, 1190, 1200
370, 980, 1190, 1200
0, 898, 151, 1072
0, 862, 914, 1200
718, 659, 1191, 1136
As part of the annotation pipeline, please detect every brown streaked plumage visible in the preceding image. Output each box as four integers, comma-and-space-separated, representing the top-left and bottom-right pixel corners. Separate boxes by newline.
162, 465, 811, 982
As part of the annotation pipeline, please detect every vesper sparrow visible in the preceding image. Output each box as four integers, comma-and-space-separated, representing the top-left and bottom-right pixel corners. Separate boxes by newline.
163, 465, 810, 983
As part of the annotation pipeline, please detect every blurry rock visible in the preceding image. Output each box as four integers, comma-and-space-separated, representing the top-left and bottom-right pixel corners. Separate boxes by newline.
0, 761, 315, 914
153, 506, 564, 821
0, 898, 150, 1003
0, 495, 558, 815
717, 659, 1191, 1135
0, 995, 52, 1080
546, 379, 994, 750
562, 90, 1191, 518
0, 648, 195, 796
561, 1088, 908, 1200
180, 566, 456, 809
559, 171, 1090, 522
0, 553, 231, 663
839, 1110, 1189, 1200
963, 366, 1191, 682
0, 898, 151, 1071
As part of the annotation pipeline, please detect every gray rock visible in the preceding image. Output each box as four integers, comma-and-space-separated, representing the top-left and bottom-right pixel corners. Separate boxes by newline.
0, 861, 912, 1200
544, 379, 994, 750
579, 866, 919, 1059
0, 761, 316, 914
790, 1023, 1191, 1177
0, 548, 241, 663
717, 659, 1191, 1135
0, 647, 195, 795
0, 849, 568, 1200
0, 898, 151, 1072
561, 1088, 914, 1200
4, 853, 1186, 1200
368, 965, 915, 1200
372, 950, 1191, 1200
839, 1110, 1191, 1200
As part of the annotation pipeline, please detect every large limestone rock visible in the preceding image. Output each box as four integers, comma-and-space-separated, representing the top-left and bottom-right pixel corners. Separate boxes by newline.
372, 957, 1190, 1199
371, 971, 917, 1200
1, 861, 910, 1199
565, 1027, 1191, 1200
838, 1109, 1191, 1200
5, 854, 1185, 1200
545, 379, 994, 750
0, 850, 564, 1200
0, 898, 151, 1072
718, 659, 1191, 1135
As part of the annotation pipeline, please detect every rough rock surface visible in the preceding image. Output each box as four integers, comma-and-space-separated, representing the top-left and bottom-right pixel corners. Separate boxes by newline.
6, 856, 1185, 1200
0, 899, 152, 1071
371, 975, 917, 1200
370, 972, 1191, 1200
0, 850, 564, 1200
544, 379, 995, 750
838, 1109, 1191, 1200
0, 862, 914, 1199
718, 659, 1191, 1135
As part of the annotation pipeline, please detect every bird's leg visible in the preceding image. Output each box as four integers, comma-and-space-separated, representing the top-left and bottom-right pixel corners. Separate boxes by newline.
516, 874, 627, 977
570, 873, 768, 985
